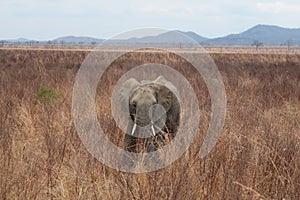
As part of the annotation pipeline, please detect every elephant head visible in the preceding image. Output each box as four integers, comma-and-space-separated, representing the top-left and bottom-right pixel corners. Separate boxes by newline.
118, 76, 180, 152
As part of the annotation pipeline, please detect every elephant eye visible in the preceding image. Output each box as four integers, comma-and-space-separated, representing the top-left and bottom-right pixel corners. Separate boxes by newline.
132, 101, 137, 108
154, 91, 159, 104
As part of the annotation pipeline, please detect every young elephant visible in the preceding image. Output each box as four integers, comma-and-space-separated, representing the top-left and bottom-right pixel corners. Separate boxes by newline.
118, 76, 180, 152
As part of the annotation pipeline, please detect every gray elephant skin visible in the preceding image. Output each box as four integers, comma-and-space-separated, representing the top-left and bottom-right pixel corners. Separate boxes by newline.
118, 76, 180, 152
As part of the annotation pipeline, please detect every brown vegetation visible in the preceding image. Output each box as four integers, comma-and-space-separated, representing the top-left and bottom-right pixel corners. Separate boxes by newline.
0, 49, 300, 199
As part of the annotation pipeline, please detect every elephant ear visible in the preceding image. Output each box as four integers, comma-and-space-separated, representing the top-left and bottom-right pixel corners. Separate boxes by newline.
155, 85, 174, 111
117, 78, 140, 113
153, 76, 180, 103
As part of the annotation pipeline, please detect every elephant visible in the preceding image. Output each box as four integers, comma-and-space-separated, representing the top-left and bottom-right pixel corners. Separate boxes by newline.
117, 76, 180, 153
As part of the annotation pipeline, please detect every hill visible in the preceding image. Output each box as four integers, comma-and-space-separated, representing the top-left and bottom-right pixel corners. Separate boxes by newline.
52, 36, 104, 44
206, 24, 300, 46
2, 25, 300, 46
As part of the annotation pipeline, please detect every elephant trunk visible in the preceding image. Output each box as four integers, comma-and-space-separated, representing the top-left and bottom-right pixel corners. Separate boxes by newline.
135, 118, 150, 127
131, 106, 156, 136
130, 123, 156, 136
135, 108, 151, 127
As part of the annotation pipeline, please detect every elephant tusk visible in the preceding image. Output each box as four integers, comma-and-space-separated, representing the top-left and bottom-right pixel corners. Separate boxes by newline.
131, 123, 137, 135
151, 125, 156, 136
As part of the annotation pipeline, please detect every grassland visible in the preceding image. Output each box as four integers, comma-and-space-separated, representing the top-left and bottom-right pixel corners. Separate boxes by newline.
0, 48, 300, 199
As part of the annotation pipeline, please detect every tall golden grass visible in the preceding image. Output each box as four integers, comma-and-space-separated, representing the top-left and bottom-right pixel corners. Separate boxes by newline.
0, 49, 300, 199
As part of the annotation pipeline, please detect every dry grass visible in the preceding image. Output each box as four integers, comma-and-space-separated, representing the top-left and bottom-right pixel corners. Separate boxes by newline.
0, 49, 300, 199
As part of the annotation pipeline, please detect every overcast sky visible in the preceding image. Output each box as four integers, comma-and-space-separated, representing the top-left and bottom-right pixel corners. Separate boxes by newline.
1, 0, 300, 40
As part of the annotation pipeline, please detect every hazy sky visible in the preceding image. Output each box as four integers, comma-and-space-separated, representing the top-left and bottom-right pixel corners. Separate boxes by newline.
1, 0, 300, 40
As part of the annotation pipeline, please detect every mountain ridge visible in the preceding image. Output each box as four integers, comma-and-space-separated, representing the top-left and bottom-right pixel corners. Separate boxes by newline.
2, 24, 300, 46
206, 24, 300, 45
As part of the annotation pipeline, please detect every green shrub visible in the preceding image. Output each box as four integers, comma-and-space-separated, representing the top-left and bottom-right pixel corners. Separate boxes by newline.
37, 85, 60, 102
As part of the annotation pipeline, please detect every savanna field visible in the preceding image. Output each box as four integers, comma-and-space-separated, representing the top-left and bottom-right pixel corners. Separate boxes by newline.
0, 48, 300, 199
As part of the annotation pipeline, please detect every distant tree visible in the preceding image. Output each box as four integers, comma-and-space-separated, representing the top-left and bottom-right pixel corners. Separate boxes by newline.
287, 39, 292, 51
48, 40, 52, 45
252, 40, 263, 50
0, 40, 5, 47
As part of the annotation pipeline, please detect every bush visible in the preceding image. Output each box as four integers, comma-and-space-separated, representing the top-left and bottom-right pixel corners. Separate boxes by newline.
37, 85, 60, 102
